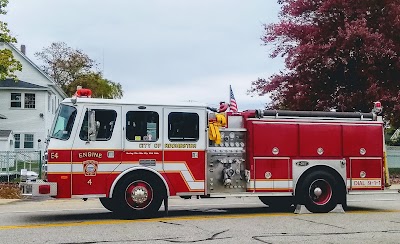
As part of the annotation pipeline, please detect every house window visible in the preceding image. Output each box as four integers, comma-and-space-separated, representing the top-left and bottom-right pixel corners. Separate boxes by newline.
25, 93, 36, 108
14, 134, 20, 148
168, 112, 199, 141
11, 93, 22, 108
24, 134, 34, 148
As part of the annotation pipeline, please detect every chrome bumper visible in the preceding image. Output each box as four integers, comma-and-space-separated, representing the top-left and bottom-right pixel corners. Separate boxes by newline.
20, 180, 57, 197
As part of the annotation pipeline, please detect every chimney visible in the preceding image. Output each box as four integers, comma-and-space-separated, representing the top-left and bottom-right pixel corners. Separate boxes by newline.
20, 45, 26, 55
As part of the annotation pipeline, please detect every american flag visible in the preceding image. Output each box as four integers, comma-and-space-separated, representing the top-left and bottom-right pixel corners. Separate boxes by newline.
229, 85, 238, 112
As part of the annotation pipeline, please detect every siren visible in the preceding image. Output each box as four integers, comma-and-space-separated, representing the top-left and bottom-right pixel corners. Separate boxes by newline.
218, 102, 229, 113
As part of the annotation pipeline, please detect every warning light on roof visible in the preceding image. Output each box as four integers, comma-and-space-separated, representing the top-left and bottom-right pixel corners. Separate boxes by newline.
71, 86, 92, 105
372, 101, 382, 114
76, 88, 92, 98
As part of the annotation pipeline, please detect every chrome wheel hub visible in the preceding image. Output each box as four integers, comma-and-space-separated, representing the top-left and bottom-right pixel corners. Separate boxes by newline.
131, 186, 148, 204
309, 179, 332, 205
314, 187, 322, 197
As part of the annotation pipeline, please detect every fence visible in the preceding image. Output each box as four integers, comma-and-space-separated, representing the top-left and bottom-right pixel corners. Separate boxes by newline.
387, 146, 400, 168
0, 151, 41, 182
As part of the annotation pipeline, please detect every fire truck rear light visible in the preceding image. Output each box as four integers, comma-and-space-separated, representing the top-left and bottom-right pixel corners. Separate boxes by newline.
39, 185, 51, 194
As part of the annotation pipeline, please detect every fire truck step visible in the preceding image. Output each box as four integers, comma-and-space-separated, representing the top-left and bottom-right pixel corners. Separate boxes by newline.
294, 204, 345, 214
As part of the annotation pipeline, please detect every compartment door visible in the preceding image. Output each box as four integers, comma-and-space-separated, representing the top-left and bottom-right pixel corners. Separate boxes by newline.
252, 123, 298, 157
343, 125, 383, 157
299, 124, 342, 157
253, 158, 291, 192
350, 158, 383, 190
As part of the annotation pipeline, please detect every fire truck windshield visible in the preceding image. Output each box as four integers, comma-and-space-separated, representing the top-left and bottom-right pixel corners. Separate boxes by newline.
50, 104, 77, 140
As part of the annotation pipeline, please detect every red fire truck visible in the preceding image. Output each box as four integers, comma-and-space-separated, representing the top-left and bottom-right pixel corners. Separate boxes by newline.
20, 91, 389, 215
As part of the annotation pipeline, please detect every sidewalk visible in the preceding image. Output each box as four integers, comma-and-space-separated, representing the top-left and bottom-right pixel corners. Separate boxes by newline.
0, 199, 21, 205
389, 184, 400, 190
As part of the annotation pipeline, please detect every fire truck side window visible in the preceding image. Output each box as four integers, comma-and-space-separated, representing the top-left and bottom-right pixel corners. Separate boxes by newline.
126, 111, 159, 142
168, 112, 199, 141
79, 109, 117, 141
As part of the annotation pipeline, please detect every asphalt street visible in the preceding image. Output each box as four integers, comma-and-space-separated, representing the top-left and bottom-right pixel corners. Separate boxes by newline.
1, 193, 400, 244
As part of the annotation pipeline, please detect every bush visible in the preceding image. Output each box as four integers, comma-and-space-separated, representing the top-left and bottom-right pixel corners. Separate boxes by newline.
0, 183, 21, 199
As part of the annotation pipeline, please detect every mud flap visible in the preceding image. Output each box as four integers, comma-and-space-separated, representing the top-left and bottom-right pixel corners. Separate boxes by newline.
164, 196, 169, 216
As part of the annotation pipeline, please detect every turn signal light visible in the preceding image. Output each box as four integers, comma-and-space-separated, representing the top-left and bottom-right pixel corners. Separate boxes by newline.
39, 185, 51, 194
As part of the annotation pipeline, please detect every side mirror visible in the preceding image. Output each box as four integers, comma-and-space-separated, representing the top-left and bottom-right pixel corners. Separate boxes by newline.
88, 109, 97, 141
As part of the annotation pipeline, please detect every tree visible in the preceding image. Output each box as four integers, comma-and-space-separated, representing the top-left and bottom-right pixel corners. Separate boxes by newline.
35, 42, 123, 98
0, 0, 22, 80
35, 42, 96, 90
251, 0, 400, 126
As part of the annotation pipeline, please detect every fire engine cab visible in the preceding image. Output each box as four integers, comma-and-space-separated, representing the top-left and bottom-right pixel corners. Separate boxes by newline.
20, 90, 389, 215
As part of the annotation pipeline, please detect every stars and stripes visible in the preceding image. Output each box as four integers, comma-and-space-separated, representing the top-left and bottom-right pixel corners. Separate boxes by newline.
229, 85, 238, 112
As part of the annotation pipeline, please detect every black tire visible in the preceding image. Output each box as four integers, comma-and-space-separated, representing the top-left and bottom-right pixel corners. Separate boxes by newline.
114, 172, 164, 217
299, 171, 339, 213
259, 196, 294, 211
99, 197, 117, 212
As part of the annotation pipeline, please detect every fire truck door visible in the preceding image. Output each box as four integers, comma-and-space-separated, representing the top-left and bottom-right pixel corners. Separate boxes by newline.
71, 105, 122, 197
121, 105, 164, 174
163, 107, 207, 193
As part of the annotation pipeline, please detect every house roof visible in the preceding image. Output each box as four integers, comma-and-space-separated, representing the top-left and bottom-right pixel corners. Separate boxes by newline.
0, 79, 47, 89
4, 43, 67, 98
0, 130, 12, 138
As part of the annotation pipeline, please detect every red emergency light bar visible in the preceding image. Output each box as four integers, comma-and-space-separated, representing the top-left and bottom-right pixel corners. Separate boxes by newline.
76, 88, 92, 98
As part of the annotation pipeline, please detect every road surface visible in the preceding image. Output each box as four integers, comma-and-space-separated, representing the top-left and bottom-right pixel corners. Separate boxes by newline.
1, 193, 400, 243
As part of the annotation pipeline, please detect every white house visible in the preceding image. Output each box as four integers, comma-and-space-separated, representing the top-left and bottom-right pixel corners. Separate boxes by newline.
0, 42, 67, 153
0, 130, 14, 152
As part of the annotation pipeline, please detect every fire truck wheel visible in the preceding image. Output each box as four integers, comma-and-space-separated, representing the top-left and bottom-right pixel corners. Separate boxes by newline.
300, 171, 338, 213
99, 198, 117, 212
115, 173, 164, 217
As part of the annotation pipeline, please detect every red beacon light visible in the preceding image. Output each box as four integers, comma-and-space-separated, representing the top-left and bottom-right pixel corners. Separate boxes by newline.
372, 101, 382, 114
76, 88, 92, 98
71, 86, 92, 105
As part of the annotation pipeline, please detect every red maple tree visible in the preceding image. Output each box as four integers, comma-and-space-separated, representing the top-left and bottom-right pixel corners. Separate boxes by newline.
252, 0, 400, 125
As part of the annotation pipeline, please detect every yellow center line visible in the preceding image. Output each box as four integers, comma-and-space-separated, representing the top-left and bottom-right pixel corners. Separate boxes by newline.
1, 209, 400, 230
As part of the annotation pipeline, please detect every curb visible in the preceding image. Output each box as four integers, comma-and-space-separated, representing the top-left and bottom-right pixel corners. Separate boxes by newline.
0, 199, 21, 205
388, 184, 400, 190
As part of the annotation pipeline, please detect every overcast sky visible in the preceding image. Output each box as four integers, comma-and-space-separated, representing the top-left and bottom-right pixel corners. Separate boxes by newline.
6, 0, 285, 110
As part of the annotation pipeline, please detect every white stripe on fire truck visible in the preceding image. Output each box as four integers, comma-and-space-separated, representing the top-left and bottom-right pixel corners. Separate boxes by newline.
47, 162, 205, 190
249, 180, 293, 189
